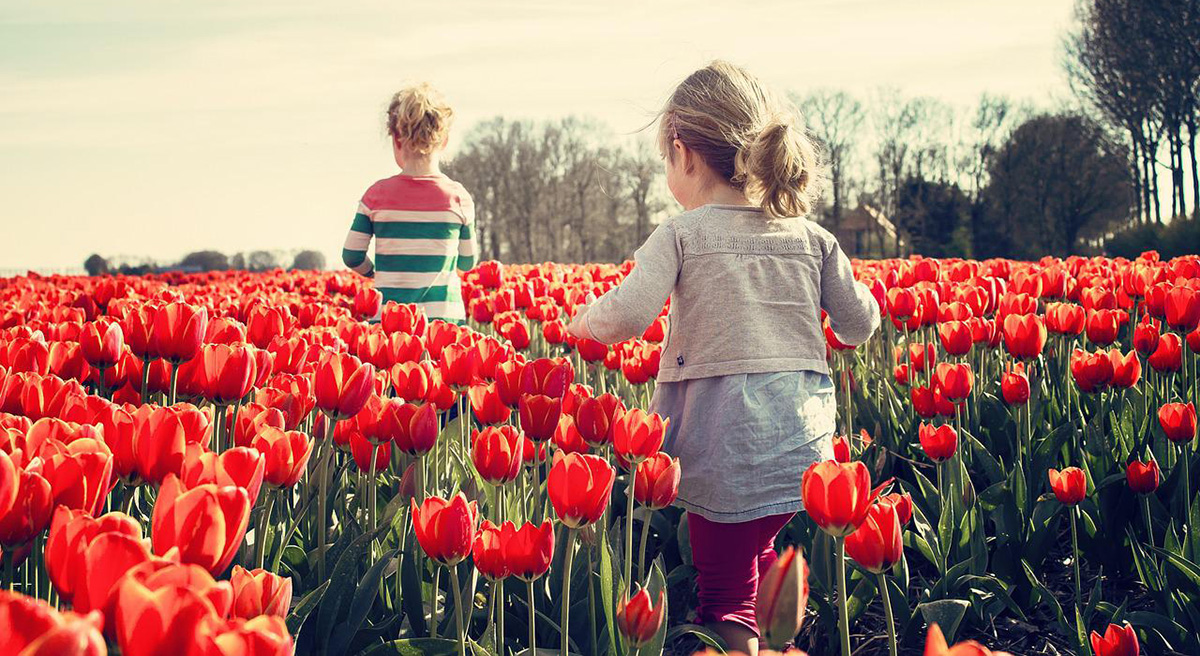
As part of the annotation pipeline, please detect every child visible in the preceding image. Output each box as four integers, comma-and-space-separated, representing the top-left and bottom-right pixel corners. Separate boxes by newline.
567, 61, 880, 655
342, 83, 478, 323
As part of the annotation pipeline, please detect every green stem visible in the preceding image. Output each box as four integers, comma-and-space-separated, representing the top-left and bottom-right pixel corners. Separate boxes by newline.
836, 536, 851, 656
527, 578, 537, 655
431, 566, 442, 639
140, 357, 151, 401
1070, 507, 1082, 613
1142, 494, 1155, 550
498, 576, 506, 653
449, 566, 466, 656
3, 550, 11, 592
256, 490, 277, 569
168, 362, 179, 405
624, 473, 636, 588
317, 415, 337, 582
637, 508, 651, 584
878, 572, 897, 656
588, 545, 598, 656
561, 529, 576, 656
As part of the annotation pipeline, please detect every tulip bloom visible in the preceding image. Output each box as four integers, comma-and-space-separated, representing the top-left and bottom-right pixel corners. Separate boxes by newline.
80, 320, 125, 369
44, 506, 144, 607
200, 343, 257, 405
230, 565, 292, 619
1071, 349, 1113, 394
152, 302, 209, 364
1048, 467, 1087, 506
0, 590, 107, 656
518, 393, 562, 443
755, 545, 809, 650
877, 491, 914, 525
390, 361, 431, 403
800, 460, 874, 537
1147, 333, 1183, 373
612, 408, 668, 467
313, 352, 376, 420
937, 321, 973, 356
1000, 364, 1030, 405
1090, 622, 1139, 656
1158, 402, 1197, 443
181, 445, 265, 506
0, 468, 54, 549
112, 574, 227, 656
1164, 285, 1200, 331
1107, 349, 1142, 389
634, 453, 680, 510
552, 415, 590, 455
845, 502, 903, 573
1126, 460, 1160, 495
411, 493, 479, 566
616, 587, 666, 648
924, 623, 1013, 656
1085, 309, 1123, 345
1001, 313, 1047, 360
547, 452, 615, 529
379, 400, 439, 456
933, 362, 972, 402
918, 423, 957, 463
472, 520, 511, 581
505, 520, 554, 581
574, 393, 626, 447
251, 427, 313, 488
471, 426, 523, 485
151, 474, 251, 575
469, 382, 511, 425
519, 357, 573, 398
40, 436, 116, 516
352, 286, 383, 320
1132, 318, 1160, 355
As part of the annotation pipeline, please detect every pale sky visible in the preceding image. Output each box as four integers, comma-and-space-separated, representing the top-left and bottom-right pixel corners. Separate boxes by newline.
0, 0, 1077, 272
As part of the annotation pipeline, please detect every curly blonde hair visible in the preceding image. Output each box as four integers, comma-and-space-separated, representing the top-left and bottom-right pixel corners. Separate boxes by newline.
386, 83, 454, 155
658, 61, 825, 218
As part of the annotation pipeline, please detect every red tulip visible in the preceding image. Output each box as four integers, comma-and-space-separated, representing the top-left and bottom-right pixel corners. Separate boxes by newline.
230, 565, 292, 619
918, 423, 957, 463
469, 382, 511, 425
1085, 309, 1124, 345
472, 520, 511, 581
576, 338, 608, 363
152, 302, 209, 364
0, 590, 106, 656
1164, 285, 1200, 331
198, 614, 294, 655
1002, 314, 1047, 359
1071, 349, 1113, 394
40, 435, 116, 516
230, 403, 286, 449
937, 321, 973, 356
133, 405, 193, 485
832, 434, 851, 463
1107, 349, 1142, 389
574, 393, 626, 447
411, 493, 479, 566
505, 520, 554, 581
352, 286, 383, 320
911, 385, 937, 419
877, 491, 913, 525
933, 362, 972, 402
547, 452, 615, 529
755, 545, 809, 650
182, 444, 265, 505
1000, 363, 1030, 405
844, 502, 903, 573
390, 361, 431, 403
1147, 333, 1183, 373
0, 467, 53, 549
44, 506, 143, 607
1158, 402, 1197, 443
552, 415, 590, 455
471, 426, 523, 485
112, 573, 225, 656
80, 319, 125, 369
381, 302, 428, 337
246, 306, 289, 349
1090, 622, 1139, 656
313, 352, 376, 419
924, 623, 1013, 656
200, 343, 257, 405
378, 400, 439, 456
801, 460, 874, 537
250, 426, 313, 488
1125, 460, 1159, 495
438, 343, 479, 389
1132, 318, 1160, 355
616, 587, 666, 648
151, 474, 251, 574
634, 453, 680, 510
1048, 467, 1087, 505
612, 408, 668, 467
519, 393, 562, 442
0, 450, 15, 525
519, 357, 573, 398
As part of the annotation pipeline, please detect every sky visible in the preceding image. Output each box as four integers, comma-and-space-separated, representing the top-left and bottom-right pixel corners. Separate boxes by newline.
0, 0, 1078, 272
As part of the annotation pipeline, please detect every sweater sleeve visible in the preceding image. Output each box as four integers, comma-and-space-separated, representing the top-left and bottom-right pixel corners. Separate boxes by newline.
575, 221, 680, 344
342, 200, 375, 277
819, 238, 880, 346
456, 193, 478, 272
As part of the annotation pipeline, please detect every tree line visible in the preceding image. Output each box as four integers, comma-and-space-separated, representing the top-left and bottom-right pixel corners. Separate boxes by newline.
83, 249, 326, 276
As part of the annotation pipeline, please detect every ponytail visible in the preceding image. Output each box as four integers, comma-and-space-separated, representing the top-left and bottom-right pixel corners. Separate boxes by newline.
743, 117, 822, 219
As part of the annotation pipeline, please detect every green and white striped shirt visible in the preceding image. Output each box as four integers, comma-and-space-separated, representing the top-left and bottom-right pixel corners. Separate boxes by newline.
342, 174, 477, 322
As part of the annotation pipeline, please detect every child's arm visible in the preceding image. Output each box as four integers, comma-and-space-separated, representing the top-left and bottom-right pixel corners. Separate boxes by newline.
820, 240, 880, 346
342, 201, 375, 277
456, 195, 478, 272
568, 221, 680, 344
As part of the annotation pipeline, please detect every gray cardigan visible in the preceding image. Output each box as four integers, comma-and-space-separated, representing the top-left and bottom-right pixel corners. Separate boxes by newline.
574, 204, 880, 382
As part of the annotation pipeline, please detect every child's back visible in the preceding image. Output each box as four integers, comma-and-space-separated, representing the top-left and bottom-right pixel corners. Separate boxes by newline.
343, 173, 476, 322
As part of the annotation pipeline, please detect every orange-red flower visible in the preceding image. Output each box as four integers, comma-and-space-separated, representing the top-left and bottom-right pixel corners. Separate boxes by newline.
251, 426, 313, 488
756, 545, 808, 650
0, 467, 53, 550
471, 425, 523, 485
79, 319, 125, 369
634, 452, 680, 510
1147, 333, 1183, 372
0, 590, 106, 656
844, 502, 904, 573
1158, 402, 1197, 443
800, 460, 875, 537
505, 520, 554, 581
313, 352, 376, 419
1107, 349, 1141, 389
352, 286, 382, 320
547, 452, 615, 528
229, 565, 292, 619
1048, 467, 1087, 506
616, 587, 666, 648
1000, 363, 1030, 405
469, 381, 511, 425
574, 393, 626, 447
1164, 285, 1200, 331
39, 434, 116, 516
152, 301, 209, 364
924, 622, 1013, 655
1090, 622, 1139, 656
933, 362, 972, 402
181, 444, 265, 506
45, 506, 144, 608
519, 393, 562, 442
918, 423, 957, 463
378, 399, 439, 456
612, 408, 668, 467
519, 357, 573, 398
1071, 349, 1113, 394
411, 493, 479, 566
1001, 313, 1047, 359
200, 343, 257, 405
151, 474, 251, 575
1126, 460, 1159, 495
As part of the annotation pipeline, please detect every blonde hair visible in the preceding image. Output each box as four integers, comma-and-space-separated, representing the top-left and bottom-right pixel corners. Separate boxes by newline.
386, 83, 454, 155
658, 61, 824, 218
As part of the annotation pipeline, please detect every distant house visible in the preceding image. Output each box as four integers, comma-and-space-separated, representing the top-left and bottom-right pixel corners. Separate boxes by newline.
821, 204, 906, 258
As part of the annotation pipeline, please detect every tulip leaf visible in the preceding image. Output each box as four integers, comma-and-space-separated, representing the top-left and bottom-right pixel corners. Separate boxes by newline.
287, 580, 330, 635
1124, 610, 1194, 653
328, 548, 400, 656
1021, 559, 1066, 629
598, 537, 620, 656
916, 598, 970, 643
359, 638, 470, 656
664, 624, 726, 651
1146, 545, 1200, 597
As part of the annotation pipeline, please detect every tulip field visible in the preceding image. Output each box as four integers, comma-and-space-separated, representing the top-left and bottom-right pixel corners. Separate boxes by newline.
0, 252, 1198, 656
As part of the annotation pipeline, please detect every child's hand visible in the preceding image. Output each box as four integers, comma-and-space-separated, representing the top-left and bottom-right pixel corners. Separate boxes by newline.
566, 296, 597, 340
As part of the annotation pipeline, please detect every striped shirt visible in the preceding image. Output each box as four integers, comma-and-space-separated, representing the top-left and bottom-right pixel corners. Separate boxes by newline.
342, 174, 478, 322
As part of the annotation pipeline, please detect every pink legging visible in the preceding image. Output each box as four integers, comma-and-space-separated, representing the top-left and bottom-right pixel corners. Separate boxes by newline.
687, 511, 796, 636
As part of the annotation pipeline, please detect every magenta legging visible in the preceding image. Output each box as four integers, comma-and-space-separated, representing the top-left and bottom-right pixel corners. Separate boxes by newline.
688, 511, 796, 636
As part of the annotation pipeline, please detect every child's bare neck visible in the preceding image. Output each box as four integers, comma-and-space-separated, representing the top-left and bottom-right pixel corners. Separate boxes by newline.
401, 156, 441, 177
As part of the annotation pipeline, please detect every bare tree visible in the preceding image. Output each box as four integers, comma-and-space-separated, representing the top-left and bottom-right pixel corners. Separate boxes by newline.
795, 90, 865, 228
